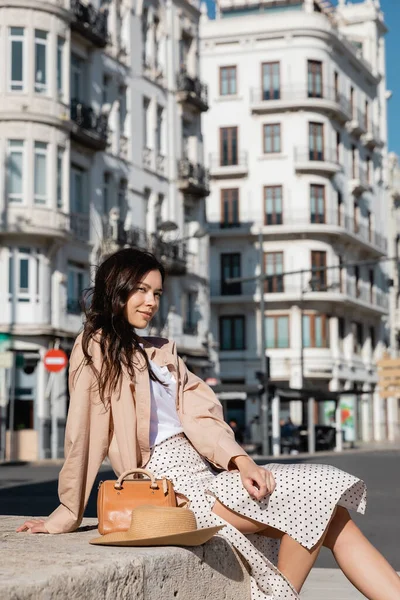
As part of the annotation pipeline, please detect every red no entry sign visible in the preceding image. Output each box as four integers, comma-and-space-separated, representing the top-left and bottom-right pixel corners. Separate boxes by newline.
44, 349, 68, 373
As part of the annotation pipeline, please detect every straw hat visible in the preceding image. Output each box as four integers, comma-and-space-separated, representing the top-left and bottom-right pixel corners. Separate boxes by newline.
90, 505, 225, 547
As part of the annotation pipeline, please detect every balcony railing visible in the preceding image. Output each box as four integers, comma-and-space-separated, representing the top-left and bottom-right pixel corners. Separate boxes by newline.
70, 212, 90, 242
250, 85, 351, 120
103, 222, 187, 275
70, 0, 108, 47
207, 208, 387, 253
294, 147, 341, 175
176, 70, 208, 112
183, 323, 198, 336
70, 99, 108, 150
209, 150, 247, 170
177, 158, 210, 196
67, 298, 83, 315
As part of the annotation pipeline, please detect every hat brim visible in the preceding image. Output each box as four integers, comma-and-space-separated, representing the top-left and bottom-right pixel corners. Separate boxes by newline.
89, 525, 225, 547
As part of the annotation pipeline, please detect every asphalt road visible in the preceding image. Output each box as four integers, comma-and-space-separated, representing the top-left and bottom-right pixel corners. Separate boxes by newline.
1, 450, 399, 570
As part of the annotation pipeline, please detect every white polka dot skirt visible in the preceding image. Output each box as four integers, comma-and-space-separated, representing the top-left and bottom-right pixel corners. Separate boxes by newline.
146, 434, 367, 600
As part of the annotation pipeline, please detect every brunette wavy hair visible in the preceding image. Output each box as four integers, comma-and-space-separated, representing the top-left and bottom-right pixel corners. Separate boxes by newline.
81, 247, 165, 406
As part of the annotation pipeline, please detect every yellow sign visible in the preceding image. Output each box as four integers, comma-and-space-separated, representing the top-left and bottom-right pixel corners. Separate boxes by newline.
377, 357, 400, 399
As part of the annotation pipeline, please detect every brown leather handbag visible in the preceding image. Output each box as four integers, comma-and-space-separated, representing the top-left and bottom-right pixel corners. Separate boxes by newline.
97, 468, 177, 535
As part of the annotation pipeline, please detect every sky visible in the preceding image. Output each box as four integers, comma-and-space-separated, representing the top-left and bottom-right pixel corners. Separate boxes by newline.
204, 0, 400, 156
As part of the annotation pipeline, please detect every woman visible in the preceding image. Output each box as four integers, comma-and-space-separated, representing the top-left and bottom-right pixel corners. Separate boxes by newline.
17, 248, 400, 599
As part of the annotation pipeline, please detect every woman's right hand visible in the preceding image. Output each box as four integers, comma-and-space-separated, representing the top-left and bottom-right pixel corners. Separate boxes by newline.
16, 519, 49, 533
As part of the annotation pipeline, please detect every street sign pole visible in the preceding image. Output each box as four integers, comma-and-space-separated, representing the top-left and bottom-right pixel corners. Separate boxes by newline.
259, 230, 269, 456
9, 352, 16, 461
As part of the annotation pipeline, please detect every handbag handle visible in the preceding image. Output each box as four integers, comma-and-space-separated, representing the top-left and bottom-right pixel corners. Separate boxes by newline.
114, 468, 164, 492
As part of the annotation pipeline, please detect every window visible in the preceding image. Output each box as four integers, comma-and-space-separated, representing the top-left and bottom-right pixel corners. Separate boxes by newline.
364, 99, 369, 131
355, 265, 361, 298
143, 97, 150, 148
350, 86, 355, 118
219, 316, 245, 350
118, 179, 127, 211
307, 60, 323, 98
310, 185, 325, 223
311, 250, 326, 290
263, 123, 281, 153
351, 145, 357, 178
338, 316, 345, 351
353, 198, 359, 233
67, 263, 87, 315
103, 172, 111, 214
221, 253, 241, 295
221, 189, 239, 227
9, 27, 24, 91
102, 73, 110, 105
262, 62, 280, 100
369, 269, 374, 303
156, 105, 164, 156
309, 122, 324, 160
265, 252, 284, 293
57, 38, 65, 99
367, 210, 372, 242
370, 325, 375, 353
339, 255, 344, 292
334, 71, 339, 101
7, 140, 24, 203
337, 191, 343, 227
303, 314, 329, 348
119, 85, 127, 136
220, 127, 238, 166
70, 165, 87, 213
71, 54, 84, 100
336, 131, 341, 162
264, 186, 282, 225
366, 156, 372, 185
265, 315, 289, 348
352, 321, 363, 354
220, 66, 237, 96
183, 292, 197, 335
57, 147, 64, 210
8, 247, 40, 303
34, 30, 48, 94
34, 142, 48, 204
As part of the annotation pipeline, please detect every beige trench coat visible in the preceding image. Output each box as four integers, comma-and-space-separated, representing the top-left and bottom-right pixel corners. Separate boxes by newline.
45, 333, 247, 534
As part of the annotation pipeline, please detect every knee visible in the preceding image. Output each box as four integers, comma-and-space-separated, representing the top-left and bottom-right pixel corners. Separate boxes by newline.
323, 506, 351, 551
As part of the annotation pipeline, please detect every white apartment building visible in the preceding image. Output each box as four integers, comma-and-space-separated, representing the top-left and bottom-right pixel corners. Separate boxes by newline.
201, 0, 395, 442
0, 0, 211, 460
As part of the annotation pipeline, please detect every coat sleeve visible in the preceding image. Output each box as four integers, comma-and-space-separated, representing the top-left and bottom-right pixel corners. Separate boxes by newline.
45, 337, 110, 534
178, 357, 248, 471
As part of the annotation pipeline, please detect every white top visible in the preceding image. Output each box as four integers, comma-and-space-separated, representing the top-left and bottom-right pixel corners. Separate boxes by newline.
148, 358, 184, 447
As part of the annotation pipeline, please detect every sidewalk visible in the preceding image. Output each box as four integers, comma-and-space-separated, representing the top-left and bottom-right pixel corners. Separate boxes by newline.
1, 438, 399, 467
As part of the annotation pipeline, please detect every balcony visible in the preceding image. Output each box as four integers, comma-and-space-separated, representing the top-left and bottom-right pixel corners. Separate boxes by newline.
177, 159, 210, 197
208, 151, 248, 179
294, 147, 341, 176
250, 85, 351, 123
70, 99, 108, 151
0, 206, 70, 240
207, 208, 387, 255
363, 124, 384, 150
347, 108, 367, 137
70, 0, 108, 48
67, 298, 83, 315
103, 222, 188, 276
183, 323, 198, 336
210, 279, 257, 301
349, 165, 370, 195
176, 71, 208, 112
70, 212, 90, 242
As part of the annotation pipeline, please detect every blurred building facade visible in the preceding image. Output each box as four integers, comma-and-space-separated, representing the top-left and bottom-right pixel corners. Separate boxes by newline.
201, 0, 395, 441
0, 0, 211, 460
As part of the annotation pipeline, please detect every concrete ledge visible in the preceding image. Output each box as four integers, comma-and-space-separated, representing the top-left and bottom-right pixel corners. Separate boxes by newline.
1, 516, 250, 600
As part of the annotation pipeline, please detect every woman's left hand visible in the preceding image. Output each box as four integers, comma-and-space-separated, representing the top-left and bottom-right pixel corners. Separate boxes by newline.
233, 456, 276, 501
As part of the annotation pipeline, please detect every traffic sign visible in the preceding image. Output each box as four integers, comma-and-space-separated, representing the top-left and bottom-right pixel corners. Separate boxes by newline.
0, 352, 13, 369
44, 349, 68, 373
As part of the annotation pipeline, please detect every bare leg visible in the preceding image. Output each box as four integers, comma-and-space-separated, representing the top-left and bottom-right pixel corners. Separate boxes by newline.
323, 506, 400, 600
212, 500, 329, 593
